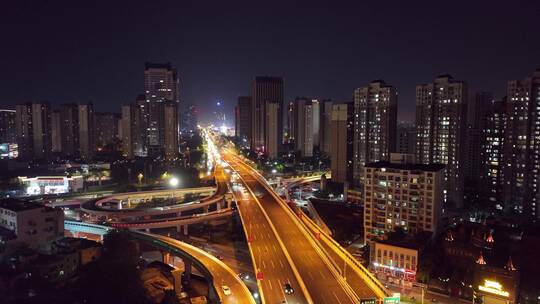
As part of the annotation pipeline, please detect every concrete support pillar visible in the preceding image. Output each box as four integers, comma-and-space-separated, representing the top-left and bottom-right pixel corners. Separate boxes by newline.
145, 228, 150, 233
176, 225, 181, 233
183, 225, 188, 235
216, 201, 221, 211
162, 252, 170, 264
203, 206, 209, 213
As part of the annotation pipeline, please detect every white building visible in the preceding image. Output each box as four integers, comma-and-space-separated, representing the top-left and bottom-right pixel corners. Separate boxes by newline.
18, 176, 84, 195
0, 199, 64, 250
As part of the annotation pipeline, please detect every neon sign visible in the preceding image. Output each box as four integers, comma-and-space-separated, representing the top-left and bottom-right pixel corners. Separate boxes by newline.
478, 279, 509, 297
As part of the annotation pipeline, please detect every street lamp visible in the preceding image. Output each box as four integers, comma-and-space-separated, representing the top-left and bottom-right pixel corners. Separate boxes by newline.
169, 177, 179, 187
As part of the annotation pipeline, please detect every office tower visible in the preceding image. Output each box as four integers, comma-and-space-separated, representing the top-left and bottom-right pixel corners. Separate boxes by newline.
251, 76, 284, 157
415, 75, 468, 208
396, 122, 416, 155
94, 112, 120, 150
265, 101, 280, 158
78, 103, 94, 160
0, 109, 16, 144
144, 62, 180, 157
363, 158, 445, 243
480, 98, 507, 210
51, 110, 62, 153
464, 92, 493, 205
235, 96, 252, 140
122, 103, 146, 158
503, 68, 540, 218
163, 102, 179, 160
15, 102, 52, 160
330, 103, 353, 183
293, 97, 316, 157
59, 103, 79, 157
352, 80, 398, 187
320, 99, 333, 154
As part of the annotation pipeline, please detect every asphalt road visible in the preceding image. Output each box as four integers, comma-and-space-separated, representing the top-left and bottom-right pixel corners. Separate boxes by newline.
135, 232, 255, 304
224, 152, 355, 304
231, 165, 309, 304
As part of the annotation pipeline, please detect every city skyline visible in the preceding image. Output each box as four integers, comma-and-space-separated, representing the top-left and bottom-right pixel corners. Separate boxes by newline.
1, 1, 539, 124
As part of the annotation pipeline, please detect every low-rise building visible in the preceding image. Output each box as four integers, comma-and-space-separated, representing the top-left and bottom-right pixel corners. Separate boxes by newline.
0, 199, 64, 251
370, 240, 420, 285
18, 176, 84, 195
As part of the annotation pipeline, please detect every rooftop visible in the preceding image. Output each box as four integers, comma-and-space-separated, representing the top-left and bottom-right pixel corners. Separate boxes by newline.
0, 199, 43, 212
365, 161, 446, 172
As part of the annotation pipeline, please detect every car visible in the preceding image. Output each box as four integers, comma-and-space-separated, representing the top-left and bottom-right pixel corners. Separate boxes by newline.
255, 192, 264, 198
221, 285, 231, 296
283, 283, 294, 294
215, 255, 224, 260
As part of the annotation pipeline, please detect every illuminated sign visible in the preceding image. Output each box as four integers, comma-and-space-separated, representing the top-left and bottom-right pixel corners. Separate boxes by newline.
360, 298, 377, 304
478, 279, 509, 297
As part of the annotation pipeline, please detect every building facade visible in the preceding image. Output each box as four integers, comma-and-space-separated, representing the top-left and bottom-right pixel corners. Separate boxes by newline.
121, 103, 146, 158
0, 109, 16, 144
363, 158, 445, 243
78, 103, 94, 159
235, 96, 252, 140
144, 62, 180, 158
503, 68, 540, 218
319, 99, 333, 155
15, 102, 52, 160
94, 112, 120, 151
352, 80, 398, 187
396, 122, 416, 155
59, 103, 79, 158
415, 75, 467, 208
251, 76, 284, 157
330, 103, 353, 183
293, 97, 316, 157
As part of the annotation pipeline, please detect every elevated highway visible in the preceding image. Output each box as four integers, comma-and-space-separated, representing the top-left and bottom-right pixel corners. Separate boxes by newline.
222, 148, 389, 303
63, 221, 255, 304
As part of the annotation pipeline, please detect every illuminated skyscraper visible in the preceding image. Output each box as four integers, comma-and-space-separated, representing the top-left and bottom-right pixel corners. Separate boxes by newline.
144, 62, 180, 158
352, 80, 397, 187
503, 68, 540, 218
415, 75, 467, 208
330, 103, 353, 183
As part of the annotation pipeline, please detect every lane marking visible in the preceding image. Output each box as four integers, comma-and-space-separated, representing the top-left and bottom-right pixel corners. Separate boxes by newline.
333, 291, 342, 304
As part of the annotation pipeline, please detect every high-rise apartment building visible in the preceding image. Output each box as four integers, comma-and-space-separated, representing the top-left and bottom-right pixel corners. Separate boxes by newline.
121, 103, 146, 159
396, 122, 416, 155
293, 97, 316, 157
15, 102, 52, 160
51, 110, 62, 153
415, 75, 467, 208
352, 80, 397, 187
0, 109, 16, 144
480, 98, 507, 210
235, 96, 252, 140
144, 62, 180, 158
503, 68, 540, 218
265, 101, 280, 158
251, 76, 284, 157
330, 103, 353, 183
464, 92, 493, 206
94, 112, 120, 151
59, 103, 79, 158
320, 99, 333, 155
285, 101, 295, 144
78, 103, 95, 160
363, 157, 445, 243
163, 102, 179, 160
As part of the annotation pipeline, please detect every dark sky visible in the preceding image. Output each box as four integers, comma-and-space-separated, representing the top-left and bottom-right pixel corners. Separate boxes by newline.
1, 0, 539, 124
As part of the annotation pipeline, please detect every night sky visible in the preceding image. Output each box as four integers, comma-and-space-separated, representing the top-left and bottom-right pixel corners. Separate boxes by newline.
1, 0, 539, 124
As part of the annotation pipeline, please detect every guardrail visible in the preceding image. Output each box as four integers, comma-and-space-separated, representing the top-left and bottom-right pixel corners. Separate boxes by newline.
300, 214, 389, 299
